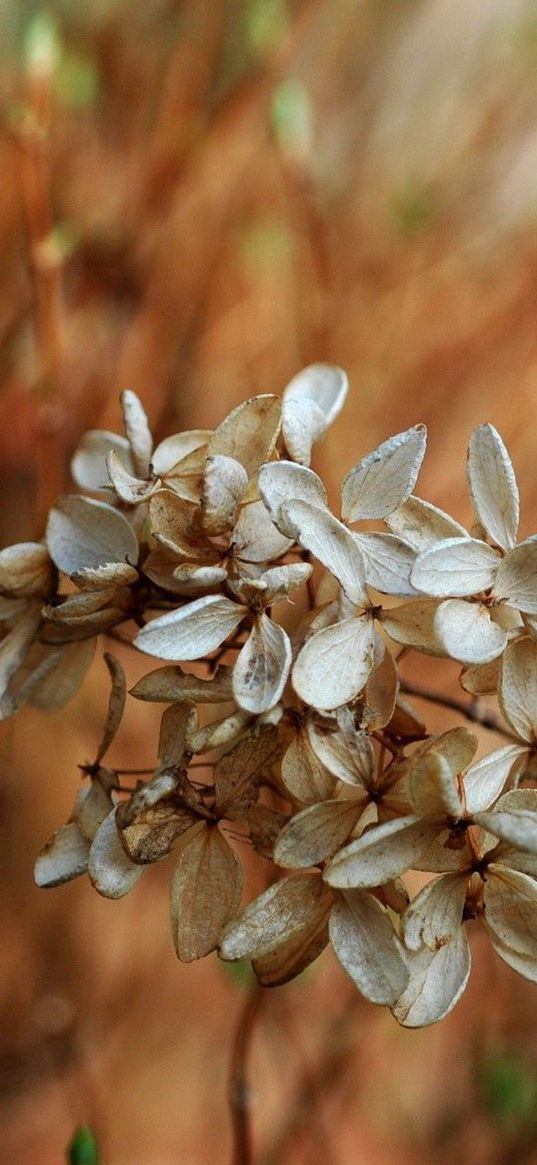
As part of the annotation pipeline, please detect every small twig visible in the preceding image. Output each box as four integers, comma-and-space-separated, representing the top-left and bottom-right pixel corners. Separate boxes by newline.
229, 983, 264, 1165
399, 680, 518, 742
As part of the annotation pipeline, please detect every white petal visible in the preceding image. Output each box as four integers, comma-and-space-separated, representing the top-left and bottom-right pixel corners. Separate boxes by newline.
232, 615, 291, 713
341, 425, 427, 522
46, 496, 139, 574
392, 930, 471, 1028
121, 389, 153, 477
403, 873, 468, 951
484, 867, 537, 954
201, 455, 248, 535
292, 615, 375, 711
485, 933, 537, 983
232, 499, 293, 563
35, 822, 90, 887
500, 637, 537, 743
281, 500, 367, 605
134, 595, 246, 661
324, 816, 440, 888
282, 397, 326, 466
307, 718, 374, 789
434, 600, 507, 665
0, 542, 53, 598
464, 746, 526, 813
330, 889, 409, 1005
258, 460, 328, 536
152, 430, 211, 475
106, 449, 157, 504
71, 430, 132, 493
474, 810, 537, 854
282, 364, 348, 427
88, 810, 143, 898
386, 495, 467, 552
494, 539, 537, 614
356, 532, 418, 597
467, 424, 519, 551
257, 562, 312, 603
411, 537, 499, 597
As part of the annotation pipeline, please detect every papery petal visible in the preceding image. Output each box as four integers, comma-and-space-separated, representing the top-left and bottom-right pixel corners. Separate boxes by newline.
281, 500, 368, 605
88, 810, 143, 898
106, 449, 158, 504
170, 823, 243, 961
324, 816, 440, 888
46, 496, 139, 574
341, 425, 427, 522
134, 595, 246, 661
201, 455, 248, 535
152, 430, 211, 475
71, 430, 132, 493
467, 424, 519, 551
219, 871, 332, 960
210, 395, 281, 478
281, 396, 326, 466
434, 599, 507, 665
232, 615, 291, 714
464, 746, 526, 813
473, 810, 537, 854
408, 752, 464, 819
356, 533, 418, 597
307, 718, 374, 789
121, 389, 153, 477
283, 364, 348, 427
494, 539, 537, 614
412, 538, 499, 598
258, 461, 328, 536
330, 889, 409, 1005
403, 873, 468, 952
392, 930, 471, 1028
484, 866, 537, 954
281, 729, 337, 804
499, 637, 537, 743
386, 495, 467, 552
274, 800, 364, 869
130, 664, 233, 703
460, 657, 501, 695
292, 615, 375, 711
0, 542, 54, 598
35, 822, 90, 887
379, 599, 443, 655
232, 499, 293, 563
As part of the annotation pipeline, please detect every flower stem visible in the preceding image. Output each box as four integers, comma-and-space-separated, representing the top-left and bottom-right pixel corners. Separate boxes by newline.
399, 680, 518, 742
229, 982, 264, 1165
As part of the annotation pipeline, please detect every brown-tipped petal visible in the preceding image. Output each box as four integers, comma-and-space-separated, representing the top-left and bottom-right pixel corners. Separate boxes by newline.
35, 823, 90, 887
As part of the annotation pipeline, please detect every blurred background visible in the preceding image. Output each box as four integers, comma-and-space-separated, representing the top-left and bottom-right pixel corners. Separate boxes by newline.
3, 1, 537, 1161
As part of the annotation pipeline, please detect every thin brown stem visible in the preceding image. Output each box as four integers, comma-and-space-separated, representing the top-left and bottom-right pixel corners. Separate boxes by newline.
229, 983, 264, 1165
399, 680, 518, 742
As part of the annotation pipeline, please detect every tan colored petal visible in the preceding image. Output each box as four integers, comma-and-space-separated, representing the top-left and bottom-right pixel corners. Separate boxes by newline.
157, 701, 198, 769
408, 752, 464, 819
281, 729, 337, 804
253, 915, 329, 986
379, 600, 443, 655
219, 871, 331, 960
214, 726, 282, 817
281, 396, 325, 466
484, 866, 537, 954
0, 542, 54, 598
494, 539, 537, 614
460, 657, 501, 695
72, 562, 138, 590
170, 823, 243, 961
307, 717, 374, 789
106, 449, 158, 504
499, 637, 537, 743
152, 430, 211, 476
201, 455, 248, 535
209, 394, 281, 478
324, 816, 440, 888
274, 799, 364, 869
94, 652, 126, 764
130, 664, 233, 703
403, 873, 468, 952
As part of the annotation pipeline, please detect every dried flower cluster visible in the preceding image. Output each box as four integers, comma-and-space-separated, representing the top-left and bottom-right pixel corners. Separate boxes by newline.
4, 366, 537, 1027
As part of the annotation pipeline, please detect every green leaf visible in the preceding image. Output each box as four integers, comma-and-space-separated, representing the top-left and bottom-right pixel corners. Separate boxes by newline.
66, 1125, 100, 1165
478, 1052, 537, 1129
